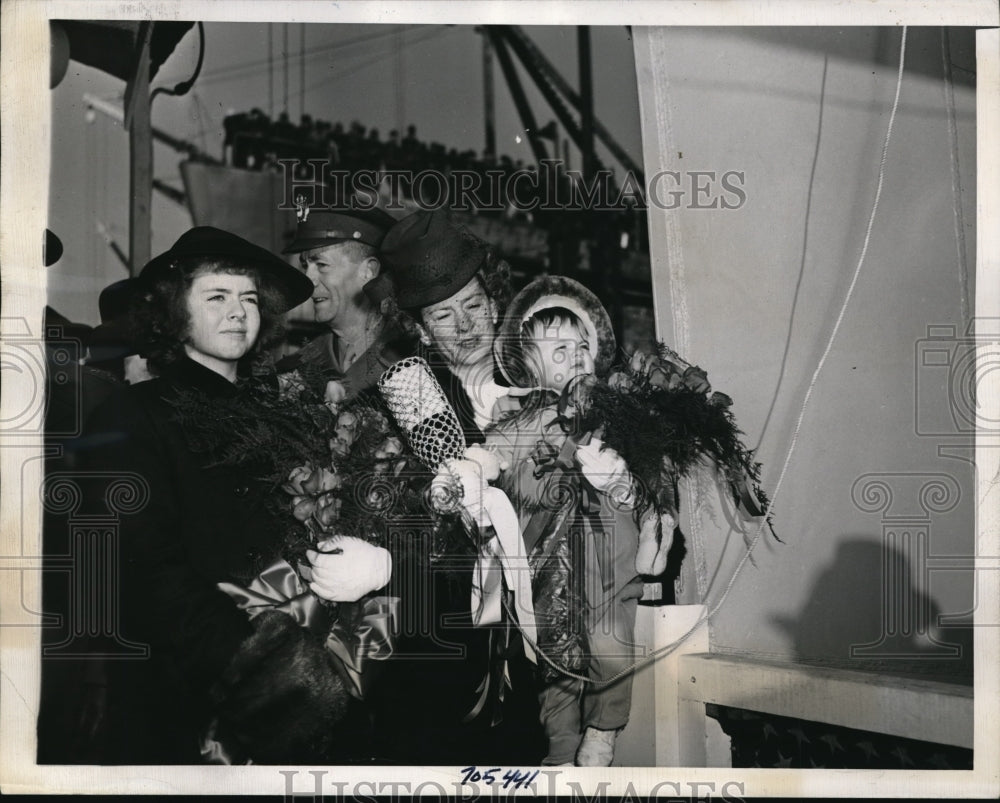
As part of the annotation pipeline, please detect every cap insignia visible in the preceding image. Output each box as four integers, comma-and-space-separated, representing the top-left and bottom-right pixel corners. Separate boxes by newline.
295, 194, 311, 223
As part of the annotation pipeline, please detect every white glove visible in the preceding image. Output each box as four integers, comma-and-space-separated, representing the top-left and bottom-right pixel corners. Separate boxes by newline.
575, 438, 637, 508
305, 535, 392, 602
447, 458, 490, 526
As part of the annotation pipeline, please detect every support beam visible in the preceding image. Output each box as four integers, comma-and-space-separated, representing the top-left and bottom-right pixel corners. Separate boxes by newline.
84, 93, 222, 165
486, 29, 548, 165
126, 23, 153, 276
95, 222, 130, 270
577, 26, 595, 182
505, 25, 645, 183
500, 26, 592, 167
152, 179, 187, 207
481, 30, 497, 162
678, 653, 974, 756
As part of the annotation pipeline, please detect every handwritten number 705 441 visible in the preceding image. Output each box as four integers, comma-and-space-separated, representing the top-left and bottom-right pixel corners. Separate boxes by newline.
459, 767, 540, 790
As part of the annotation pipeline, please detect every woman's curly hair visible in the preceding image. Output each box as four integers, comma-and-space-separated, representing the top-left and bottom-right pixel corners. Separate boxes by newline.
130, 256, 287, 375
380, 249, 513, 343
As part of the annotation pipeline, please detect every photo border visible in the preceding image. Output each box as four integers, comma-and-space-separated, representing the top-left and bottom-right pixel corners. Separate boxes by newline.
2, 1, 998, 798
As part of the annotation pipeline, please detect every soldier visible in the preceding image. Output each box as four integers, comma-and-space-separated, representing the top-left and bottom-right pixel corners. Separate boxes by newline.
277, 204, 413, 401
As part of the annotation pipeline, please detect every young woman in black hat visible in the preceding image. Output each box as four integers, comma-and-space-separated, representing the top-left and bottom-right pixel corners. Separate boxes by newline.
79, 227, 382, 764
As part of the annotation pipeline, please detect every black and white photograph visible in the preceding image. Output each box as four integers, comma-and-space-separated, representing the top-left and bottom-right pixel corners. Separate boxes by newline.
1, 0, 998, 799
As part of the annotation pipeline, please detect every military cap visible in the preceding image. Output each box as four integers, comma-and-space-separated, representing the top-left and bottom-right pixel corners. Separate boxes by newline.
283, 206, 396, 254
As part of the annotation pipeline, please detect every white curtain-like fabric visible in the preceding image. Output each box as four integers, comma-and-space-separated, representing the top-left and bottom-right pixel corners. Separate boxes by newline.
633, 27, 976, 673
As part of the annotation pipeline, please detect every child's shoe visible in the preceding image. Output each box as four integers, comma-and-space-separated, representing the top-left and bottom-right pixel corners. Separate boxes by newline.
575, 726, 620, 766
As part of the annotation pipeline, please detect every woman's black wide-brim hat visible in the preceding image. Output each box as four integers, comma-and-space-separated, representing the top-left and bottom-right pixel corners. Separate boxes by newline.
139, 226, 313, 312
494, 274, 616, 388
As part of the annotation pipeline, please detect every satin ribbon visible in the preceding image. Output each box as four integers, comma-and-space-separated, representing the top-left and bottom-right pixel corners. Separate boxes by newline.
205, 560, 400, 764
217, 558, 400, 698
324, 594, 400, 699
217, 558, 328, 632
463, 610, 514, 726
530, 436, 600, 514
521, 430, 601, 560
735, 473, 766, 518
470, 487, 537, 664
199, 718, 243, 765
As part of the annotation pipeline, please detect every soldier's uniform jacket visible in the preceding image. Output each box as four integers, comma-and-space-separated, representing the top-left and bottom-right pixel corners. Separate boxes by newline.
276, 324, 415, 403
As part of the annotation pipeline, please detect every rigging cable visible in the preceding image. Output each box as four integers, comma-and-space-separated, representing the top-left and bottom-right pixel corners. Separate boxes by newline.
283, 22, 290, 115
194, 25, 413, 87
299, 26, 450, 97
300, 23, 306, 120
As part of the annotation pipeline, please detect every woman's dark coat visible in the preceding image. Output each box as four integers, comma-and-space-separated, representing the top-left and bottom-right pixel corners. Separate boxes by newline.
81, 357, 348, 764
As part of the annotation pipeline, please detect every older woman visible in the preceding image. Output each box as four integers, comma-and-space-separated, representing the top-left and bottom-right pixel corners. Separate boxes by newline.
365, 211, 545, 765
376, 210, 516, 439
82, 227, 381, 764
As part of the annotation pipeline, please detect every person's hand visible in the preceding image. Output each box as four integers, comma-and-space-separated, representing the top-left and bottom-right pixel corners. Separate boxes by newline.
616, 578, 646, 603
305, 535, 392, 602
446, 457, 490, 526
575, 438, 637, 508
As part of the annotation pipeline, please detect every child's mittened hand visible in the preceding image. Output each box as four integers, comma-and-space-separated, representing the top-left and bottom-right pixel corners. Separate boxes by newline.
464, 444, 506, 479
576, 438, 636, 506
635, 510, 673, 575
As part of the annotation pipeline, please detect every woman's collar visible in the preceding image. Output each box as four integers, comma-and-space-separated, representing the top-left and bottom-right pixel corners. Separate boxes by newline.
162, 356, 244, 397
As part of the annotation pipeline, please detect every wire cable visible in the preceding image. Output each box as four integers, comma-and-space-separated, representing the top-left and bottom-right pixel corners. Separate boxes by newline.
299, 26, 450, 97
195, 24, 410, 87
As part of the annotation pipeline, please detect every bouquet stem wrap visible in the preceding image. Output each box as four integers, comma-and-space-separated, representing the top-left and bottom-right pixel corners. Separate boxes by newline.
377, 356, 465, 468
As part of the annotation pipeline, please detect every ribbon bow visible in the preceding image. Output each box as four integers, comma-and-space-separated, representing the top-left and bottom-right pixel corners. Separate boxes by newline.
529, 433, 600, 516
218, 559, 328, 632
217, 558, 399, 699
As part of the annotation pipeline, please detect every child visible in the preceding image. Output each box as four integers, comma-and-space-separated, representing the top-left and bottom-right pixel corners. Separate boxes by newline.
485, 276, 651, 767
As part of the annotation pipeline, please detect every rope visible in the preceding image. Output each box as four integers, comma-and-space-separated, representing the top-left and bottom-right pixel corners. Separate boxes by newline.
503, 26, 909, 687
940, 27, 971, 324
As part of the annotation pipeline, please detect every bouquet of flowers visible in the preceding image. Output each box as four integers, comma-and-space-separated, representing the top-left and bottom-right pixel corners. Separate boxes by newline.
563, 344, 778, 555
278, 383, 439, 567
170, 363, 447, 591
